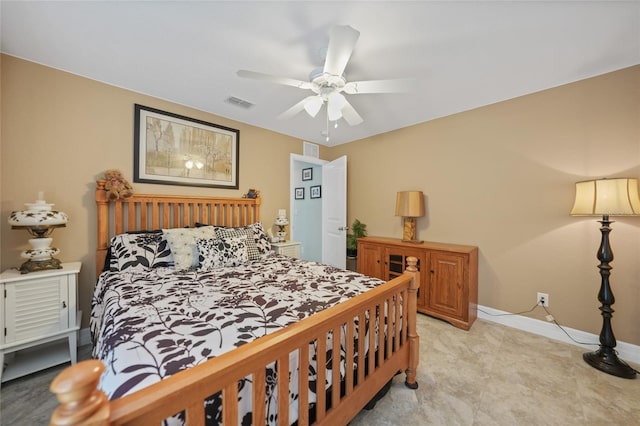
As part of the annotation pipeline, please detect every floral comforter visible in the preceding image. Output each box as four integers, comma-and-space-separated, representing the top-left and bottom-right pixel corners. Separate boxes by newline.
91, 253, 385, 425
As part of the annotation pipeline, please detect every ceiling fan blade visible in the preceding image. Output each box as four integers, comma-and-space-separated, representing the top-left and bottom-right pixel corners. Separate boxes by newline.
343, 78, 415, 94
278, 96, 320, 120
341, 99, 364, 126
323, 25, 360, 77
237, 70, 313, 90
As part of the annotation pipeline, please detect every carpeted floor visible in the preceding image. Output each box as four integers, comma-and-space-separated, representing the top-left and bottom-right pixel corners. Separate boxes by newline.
1, 315, 638, 425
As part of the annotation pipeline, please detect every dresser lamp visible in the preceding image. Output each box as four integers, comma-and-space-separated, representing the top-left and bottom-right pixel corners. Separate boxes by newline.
570, 177, 639, 379
8, 192, 68, 274
395, 191, 425, 243
274, 209, 289, 242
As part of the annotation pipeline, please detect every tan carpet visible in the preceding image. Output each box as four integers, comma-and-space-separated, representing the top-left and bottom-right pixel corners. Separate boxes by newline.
1, 315, 638, 425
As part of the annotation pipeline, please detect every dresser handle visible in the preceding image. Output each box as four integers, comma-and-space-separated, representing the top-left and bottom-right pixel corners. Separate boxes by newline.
62, 301, 67, 309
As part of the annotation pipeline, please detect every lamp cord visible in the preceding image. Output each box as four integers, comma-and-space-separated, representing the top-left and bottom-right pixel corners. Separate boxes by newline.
543, 304, 639, 374
539, 305, 598, 346
478, 303, 598, 346
480, 303, 640, 373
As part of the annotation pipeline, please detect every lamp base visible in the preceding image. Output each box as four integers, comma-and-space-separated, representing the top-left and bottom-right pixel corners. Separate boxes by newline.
583, 348, 637, 379
402, 217, 420, 242
19, 258, 62, 274
401, 239, 423, 244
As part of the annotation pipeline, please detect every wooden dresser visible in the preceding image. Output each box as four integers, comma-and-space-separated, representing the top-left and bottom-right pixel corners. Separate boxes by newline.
357, 237, 478, 330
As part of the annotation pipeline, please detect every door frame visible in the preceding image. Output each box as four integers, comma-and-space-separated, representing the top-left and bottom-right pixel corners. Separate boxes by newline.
289, 154, 328, 254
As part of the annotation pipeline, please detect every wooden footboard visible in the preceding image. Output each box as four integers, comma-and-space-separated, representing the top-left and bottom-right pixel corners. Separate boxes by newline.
50, 259, 419, 425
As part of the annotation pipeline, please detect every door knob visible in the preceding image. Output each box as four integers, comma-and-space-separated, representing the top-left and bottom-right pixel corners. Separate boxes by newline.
338, 226, 350, 231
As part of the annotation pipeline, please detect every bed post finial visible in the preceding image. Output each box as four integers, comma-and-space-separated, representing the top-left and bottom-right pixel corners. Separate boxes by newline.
50, 360, 110, 425
404, 256, 420, 389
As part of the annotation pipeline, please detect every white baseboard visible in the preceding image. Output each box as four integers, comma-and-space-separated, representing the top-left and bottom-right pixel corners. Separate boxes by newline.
477, 305, 640, 366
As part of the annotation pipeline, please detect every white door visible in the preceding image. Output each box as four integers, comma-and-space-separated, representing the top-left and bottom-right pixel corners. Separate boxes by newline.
322, 156, 347, 268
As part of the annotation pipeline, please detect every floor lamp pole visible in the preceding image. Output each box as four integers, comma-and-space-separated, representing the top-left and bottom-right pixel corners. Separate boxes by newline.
582, 215, 636, 379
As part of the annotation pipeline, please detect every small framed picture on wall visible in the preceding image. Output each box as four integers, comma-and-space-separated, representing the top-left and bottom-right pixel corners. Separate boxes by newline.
295, 187, 305, 200
302, 168, 313, 181
310, 185, 321, 199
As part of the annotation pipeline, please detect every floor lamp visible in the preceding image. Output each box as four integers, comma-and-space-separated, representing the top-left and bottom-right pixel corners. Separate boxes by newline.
570, 178, 640, 379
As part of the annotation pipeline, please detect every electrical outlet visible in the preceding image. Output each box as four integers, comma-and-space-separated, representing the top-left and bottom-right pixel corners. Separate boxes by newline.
537, 292, 549, 307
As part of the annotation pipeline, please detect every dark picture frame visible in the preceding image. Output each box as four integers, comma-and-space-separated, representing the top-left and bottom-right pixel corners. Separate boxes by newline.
310, 185, 322, 199
295, 187, 305, 200
302, 167, 313, 181
133, 104, 239, 189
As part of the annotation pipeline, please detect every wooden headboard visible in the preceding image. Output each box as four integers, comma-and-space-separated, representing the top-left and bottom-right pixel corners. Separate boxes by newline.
95, 179, 261, 278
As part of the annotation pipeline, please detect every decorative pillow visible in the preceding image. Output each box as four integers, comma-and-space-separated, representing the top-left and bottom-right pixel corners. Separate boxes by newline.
162, 226, 217, 270
197, 235, 249, 269
198, 221, 271, 257
215, 227, 260, 260
248, 222, 271, 255
108, 231, 174, 272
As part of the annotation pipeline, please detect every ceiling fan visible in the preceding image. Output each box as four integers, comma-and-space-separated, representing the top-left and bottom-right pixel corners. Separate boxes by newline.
237, 25, 413, 127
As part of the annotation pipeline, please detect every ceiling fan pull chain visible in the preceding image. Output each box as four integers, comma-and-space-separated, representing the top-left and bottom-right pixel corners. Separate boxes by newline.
325, 108, 330, 142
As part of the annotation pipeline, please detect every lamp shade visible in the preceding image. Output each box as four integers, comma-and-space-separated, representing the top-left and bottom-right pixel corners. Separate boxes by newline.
570, 178, 640, 216
395, 191, 425, 217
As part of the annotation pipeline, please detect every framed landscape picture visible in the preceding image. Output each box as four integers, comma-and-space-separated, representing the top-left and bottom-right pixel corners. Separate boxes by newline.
134, 104, 239, 188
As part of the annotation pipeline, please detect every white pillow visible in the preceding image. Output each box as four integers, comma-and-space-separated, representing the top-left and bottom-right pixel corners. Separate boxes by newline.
162, 226, 216, 270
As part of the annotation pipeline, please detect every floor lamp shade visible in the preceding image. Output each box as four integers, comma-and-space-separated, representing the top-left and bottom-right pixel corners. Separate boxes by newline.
571, 178, 640, 216
395, 191, 425, 243
570, 177, 640, 379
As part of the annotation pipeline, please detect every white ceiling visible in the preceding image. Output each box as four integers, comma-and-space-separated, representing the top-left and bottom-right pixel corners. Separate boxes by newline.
2, 1, 639, 146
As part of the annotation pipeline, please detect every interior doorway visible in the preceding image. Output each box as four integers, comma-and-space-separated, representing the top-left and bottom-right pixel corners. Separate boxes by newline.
289, 154, 347, 268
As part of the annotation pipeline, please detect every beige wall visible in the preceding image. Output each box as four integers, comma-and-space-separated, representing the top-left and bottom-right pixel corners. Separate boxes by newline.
331, 65, 640, 345
0, 55, 319, 328
2, 55, 639, 345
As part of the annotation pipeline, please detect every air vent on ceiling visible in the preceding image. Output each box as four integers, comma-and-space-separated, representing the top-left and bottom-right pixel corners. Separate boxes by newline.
225, 96, 254, 109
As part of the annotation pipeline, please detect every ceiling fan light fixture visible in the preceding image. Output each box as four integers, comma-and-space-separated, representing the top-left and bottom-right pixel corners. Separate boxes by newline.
327, 92, 346, 121
303, 96, 323, 117
328, 103, 343, 121
328, 92, 347, 109
238, 24, 412, 133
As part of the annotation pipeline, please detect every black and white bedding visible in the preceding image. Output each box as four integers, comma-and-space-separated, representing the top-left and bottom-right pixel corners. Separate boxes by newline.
92, 227, 388, 425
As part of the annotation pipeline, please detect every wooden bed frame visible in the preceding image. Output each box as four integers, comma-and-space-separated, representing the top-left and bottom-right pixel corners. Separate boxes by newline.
49, 180, 420, 425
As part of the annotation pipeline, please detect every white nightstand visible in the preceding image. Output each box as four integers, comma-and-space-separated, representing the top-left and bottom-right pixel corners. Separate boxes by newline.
0, 262, 81, 382
272, 241, 301, 259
